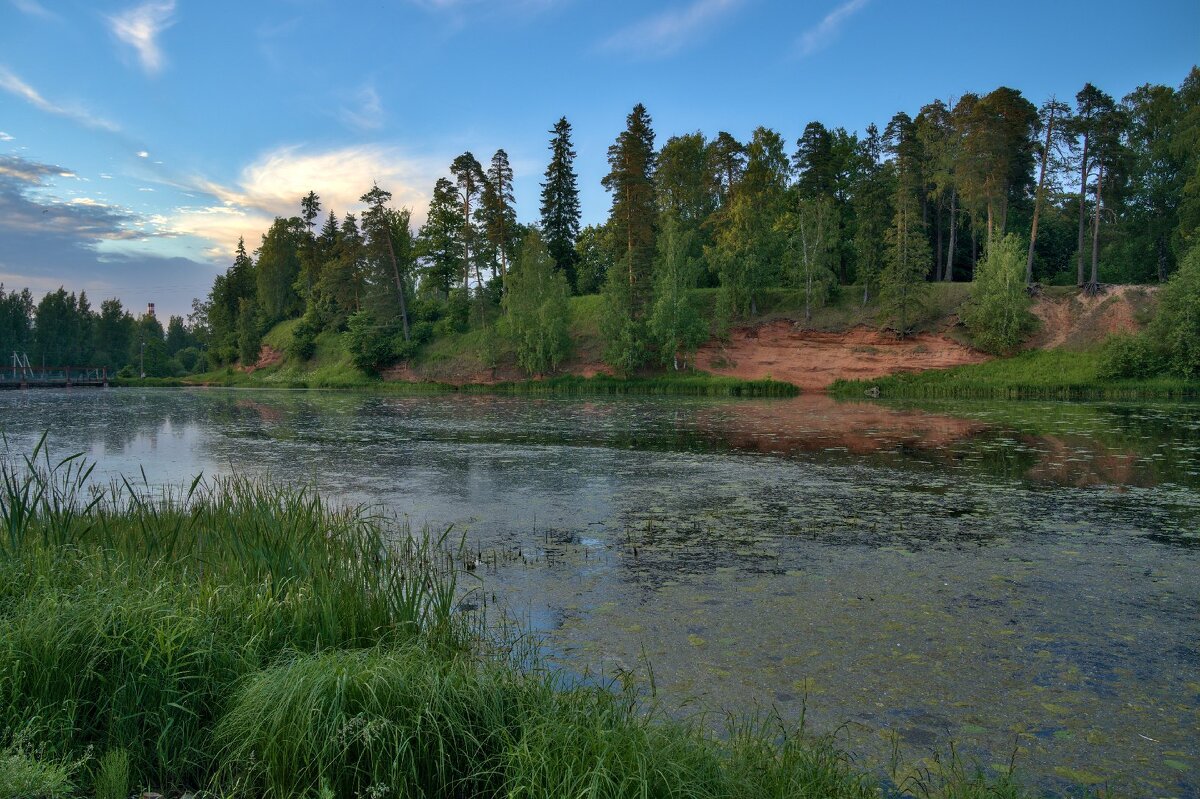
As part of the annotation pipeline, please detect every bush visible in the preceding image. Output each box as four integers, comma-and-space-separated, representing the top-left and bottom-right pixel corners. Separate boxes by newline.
1150, 240, 1200, 377
1098, 332, 1164, 379
288, 314, 320, 361
962, 234, 1037, 354
345, 312, 393, 373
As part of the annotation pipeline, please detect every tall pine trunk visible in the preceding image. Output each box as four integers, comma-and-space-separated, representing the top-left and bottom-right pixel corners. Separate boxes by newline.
1076, 131, 1091, 287
1089, 163, 1103, 287
945, 190, 957, 281
935, 202, 944, 281
1027, 107, 1056, 285
384, 230, 410, 342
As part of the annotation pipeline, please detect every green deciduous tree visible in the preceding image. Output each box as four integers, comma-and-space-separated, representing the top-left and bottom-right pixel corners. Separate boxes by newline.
710, 126, 788, 324
502, 230, 571, 376
963, 233, 1036, 353
650, 215, 707, 370
778, 197, 838, 323
1149, 240, 1200, 376
0, 284, 34, 358
255, 218, 305, 325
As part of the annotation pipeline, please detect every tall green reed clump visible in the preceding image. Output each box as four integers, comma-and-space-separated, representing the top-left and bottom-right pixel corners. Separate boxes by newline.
216, 647, 877, 799
0, 435, 463, 792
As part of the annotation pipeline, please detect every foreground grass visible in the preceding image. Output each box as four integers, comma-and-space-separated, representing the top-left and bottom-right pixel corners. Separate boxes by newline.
0, 440, 1033, 798
832, 348, 1200, 400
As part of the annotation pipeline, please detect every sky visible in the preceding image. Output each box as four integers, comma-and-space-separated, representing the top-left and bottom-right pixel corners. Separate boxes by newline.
1, 0, 1197, 318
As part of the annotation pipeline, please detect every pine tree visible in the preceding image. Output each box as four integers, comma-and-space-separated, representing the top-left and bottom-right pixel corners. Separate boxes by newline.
707, 131, 746, 207
296, 191, 322, 307
479, 149, 517, 281
1072, 84, 1115, 286
1026, 98, 1073, 284
540, 117, 582, 290
450, 153, 486, 290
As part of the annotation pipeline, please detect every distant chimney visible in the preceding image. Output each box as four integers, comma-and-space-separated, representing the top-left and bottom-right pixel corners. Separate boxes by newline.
146, 302, 156, 318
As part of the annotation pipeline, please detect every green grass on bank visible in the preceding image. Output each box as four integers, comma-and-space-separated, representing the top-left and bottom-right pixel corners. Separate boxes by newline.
0, 442, 1033, 799
470, 373, 799, 397
831, 348, 1200, 400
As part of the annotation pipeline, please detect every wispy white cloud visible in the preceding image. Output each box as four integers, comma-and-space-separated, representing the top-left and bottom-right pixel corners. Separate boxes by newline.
795, 0, 869, 57
0, 66, 121, 132
136, 150, 150, 158
599, 0, 744, 58
339, 85, 385, 131
10, 0, 58, 20
167, 145, 440, 257
0, 131, 13, 141
108, 1, 176, 75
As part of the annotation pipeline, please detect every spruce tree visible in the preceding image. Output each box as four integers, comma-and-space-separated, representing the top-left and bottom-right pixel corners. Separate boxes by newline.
360, 184, 411, 341
540, 117, 582, 290
879, 187, 930, 337
418, 178, 466, 297
601, 104, 658, 371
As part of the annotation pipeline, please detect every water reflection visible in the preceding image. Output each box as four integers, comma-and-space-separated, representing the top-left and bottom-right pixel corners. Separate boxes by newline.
1, 388, 1198, 794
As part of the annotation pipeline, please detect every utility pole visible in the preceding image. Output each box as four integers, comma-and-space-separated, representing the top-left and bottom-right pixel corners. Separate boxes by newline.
139, 339, 146, 378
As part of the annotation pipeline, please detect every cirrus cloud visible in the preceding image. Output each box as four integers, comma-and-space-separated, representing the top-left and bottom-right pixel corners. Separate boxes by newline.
108, 1, 177, 75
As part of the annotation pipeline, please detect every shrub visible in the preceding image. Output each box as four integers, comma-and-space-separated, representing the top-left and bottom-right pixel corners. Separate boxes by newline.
288, 314, 320, 361
1150, 240, 1200, 377
1098, 332, 1164, 379
345, 311, 393, 373
962, 234, 1037, 354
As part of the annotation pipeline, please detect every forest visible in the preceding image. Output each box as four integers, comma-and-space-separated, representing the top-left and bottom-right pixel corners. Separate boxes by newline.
3, 68, 1198, 380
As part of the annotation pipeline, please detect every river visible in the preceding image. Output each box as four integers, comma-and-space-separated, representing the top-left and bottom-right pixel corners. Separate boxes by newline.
1, 388, 1197, 795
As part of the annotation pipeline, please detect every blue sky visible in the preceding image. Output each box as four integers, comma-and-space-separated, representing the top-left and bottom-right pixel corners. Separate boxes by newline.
1, 0, 1197, 317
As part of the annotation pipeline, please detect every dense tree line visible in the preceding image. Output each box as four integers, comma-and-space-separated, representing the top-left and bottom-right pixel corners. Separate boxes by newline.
193, 68, 1200, 375
0, 285, 202, 377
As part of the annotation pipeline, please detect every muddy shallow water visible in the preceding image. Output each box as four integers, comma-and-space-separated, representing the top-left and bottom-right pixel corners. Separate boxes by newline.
1, 389, 1197, 796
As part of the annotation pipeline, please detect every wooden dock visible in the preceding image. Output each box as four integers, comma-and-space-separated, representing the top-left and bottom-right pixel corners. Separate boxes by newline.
0, 365, 109, 390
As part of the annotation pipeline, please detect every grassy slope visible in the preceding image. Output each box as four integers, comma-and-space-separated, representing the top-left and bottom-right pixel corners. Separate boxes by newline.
189, 294, 794, 395
0, 453, 1027, 798
831, 348, 1200, 399
186, 283, 1191, 399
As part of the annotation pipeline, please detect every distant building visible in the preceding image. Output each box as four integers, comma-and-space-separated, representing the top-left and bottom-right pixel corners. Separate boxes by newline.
146, 302, 156, 319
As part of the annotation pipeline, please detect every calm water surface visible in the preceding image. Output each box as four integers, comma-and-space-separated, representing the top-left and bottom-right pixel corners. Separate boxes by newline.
1, 388, 1197, 796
